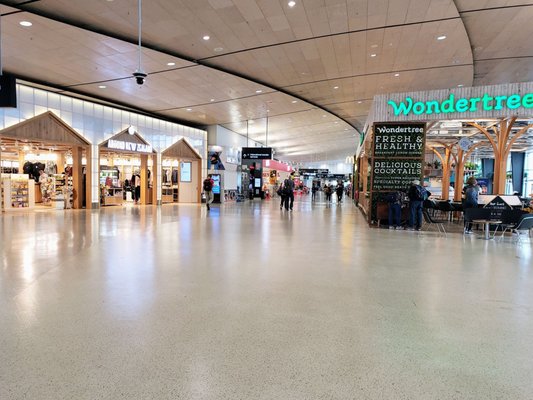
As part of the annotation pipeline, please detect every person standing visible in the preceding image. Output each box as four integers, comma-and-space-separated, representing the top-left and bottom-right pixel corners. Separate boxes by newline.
203, 174, 214, 210
311, 184, 318, 201
407, 180, 427, 231
387, 191, 403, 229
463, 176, 479, 234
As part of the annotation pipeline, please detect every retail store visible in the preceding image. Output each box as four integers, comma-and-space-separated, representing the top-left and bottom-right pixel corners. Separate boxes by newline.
161, 138, 202, 204
0, 111, 90, 211
358, 82, 533, 225
98, 128, 156, 206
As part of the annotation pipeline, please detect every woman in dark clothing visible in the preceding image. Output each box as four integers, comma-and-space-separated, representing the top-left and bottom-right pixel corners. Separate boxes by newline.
463, 176, 479, 234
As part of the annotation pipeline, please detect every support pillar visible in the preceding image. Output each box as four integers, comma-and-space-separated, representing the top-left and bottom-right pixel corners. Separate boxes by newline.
91, 145, 100, 209
71, 146, 83, 209
85, 147, 92, 209
140, 154, 149, 205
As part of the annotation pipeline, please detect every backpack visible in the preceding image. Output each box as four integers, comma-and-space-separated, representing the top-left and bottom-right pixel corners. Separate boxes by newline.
414, 185, 428, 201
203, 178, 213, 192
282, 180, 292, 195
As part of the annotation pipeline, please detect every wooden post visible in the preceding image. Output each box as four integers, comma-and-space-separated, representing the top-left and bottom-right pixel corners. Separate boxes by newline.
71, 146, 83, 209
140, 154, 148, 205
430, 143, 456, 201
18, 151, 25, 173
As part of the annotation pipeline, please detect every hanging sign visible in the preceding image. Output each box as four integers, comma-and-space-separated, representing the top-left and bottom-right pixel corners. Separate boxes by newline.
373, 123, 425, 158
387, 92, 533, 117
242, 147, 272, 160
107, 139, 152, 153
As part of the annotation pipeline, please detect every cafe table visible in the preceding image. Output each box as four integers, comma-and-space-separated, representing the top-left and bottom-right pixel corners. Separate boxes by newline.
472, 219, 502, 240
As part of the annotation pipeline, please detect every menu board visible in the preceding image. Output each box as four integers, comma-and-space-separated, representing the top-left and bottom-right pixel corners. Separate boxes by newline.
370, 122, 426, 222
371, 123, 426, 192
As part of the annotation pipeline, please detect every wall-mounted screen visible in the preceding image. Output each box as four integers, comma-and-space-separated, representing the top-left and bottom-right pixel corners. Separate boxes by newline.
180, 162, 191, 182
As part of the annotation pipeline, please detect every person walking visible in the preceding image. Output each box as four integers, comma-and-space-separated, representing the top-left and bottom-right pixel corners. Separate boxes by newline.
463, 176, 479, 234
407, 179, 428, 231
283, 175, 295, 211
203, 174, 214, 210
278, 183, 286, 209
336, 181, 344, 203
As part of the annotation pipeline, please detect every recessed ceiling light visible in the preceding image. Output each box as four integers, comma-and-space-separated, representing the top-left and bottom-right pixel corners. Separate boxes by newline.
334, 121, 339, 124
370, 53, 377, 57
186, 108, 192, 111
458, 84, 464, 87
98, 85, 107, 89
437, 35, 447, 40
291, 100, 298, 104
19, 21, 32, 27
333, 86, 339, 89
210, 98, 215, 102
344, 128, 349, 131
357, 101, 363, 104
167, 62, 176, 66
256, 90, 263, 93
203, 35, 210, 41
288, 1, 296, 7
322, 115, 327, 118
394, 73, 400, 77
214, 47, 224, 52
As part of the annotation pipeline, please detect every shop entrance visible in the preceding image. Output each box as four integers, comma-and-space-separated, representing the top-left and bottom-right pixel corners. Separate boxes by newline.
161, 138, 202, 204
98, 129, 156, 207
0, 112, 90, 211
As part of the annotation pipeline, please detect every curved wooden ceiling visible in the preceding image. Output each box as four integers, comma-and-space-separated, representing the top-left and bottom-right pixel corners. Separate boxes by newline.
0, 0, 532, 162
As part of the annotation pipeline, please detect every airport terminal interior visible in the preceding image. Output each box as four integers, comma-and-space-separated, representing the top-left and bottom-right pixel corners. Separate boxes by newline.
1, 1, 533, 399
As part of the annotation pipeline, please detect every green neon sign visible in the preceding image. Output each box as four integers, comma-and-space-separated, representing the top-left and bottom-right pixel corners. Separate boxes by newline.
387, 93, 533, 116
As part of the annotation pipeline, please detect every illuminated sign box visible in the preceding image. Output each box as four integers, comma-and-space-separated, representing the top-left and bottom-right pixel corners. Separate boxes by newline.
388, 92, 533, 117
107, 139, 152, 153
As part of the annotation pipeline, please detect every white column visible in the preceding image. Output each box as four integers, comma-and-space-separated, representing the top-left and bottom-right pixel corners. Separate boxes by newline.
156, 152, 162, 205
91, 145, 100, 207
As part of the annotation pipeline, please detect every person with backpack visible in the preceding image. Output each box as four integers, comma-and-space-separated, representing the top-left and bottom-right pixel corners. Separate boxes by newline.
336, 181, 344, 204
387, 190, 403, 230
203, 174, 214, 210
283, 175, 295, 211
407, 179, 429, 231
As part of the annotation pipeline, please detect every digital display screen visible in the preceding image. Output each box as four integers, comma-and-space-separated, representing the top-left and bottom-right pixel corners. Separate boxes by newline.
180, 162, 191, 182
212, 174, 221, 194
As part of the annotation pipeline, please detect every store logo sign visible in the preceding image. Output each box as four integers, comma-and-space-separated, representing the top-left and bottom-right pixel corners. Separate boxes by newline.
387, 92, 533, 116
108, 139, 152, 153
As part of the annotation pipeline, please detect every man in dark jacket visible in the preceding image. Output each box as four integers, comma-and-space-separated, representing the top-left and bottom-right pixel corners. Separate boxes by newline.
407, 180, 428, 231
283, 176, 295, 211
203, 175, 214, 210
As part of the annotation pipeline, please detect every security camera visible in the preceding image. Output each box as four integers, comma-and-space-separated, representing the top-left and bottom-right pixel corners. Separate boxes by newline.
132, 70, 147, 85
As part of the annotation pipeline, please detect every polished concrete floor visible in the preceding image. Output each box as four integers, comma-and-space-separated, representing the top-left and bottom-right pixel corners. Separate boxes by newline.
1, 196, 532, 399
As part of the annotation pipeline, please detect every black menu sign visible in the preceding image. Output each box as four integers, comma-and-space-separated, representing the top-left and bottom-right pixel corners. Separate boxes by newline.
484, 196, 511, 219
371, 123, 425, 192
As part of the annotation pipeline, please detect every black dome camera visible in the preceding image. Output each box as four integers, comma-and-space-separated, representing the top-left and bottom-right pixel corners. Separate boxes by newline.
132, 70, 147, 85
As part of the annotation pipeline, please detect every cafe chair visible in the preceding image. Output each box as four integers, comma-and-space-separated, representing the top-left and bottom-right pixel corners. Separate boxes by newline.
437, 201, 456, 222
504, 214, 533, 244
464, 208, 492, 233
423, 209, 447, 236
496, 209, 527, 240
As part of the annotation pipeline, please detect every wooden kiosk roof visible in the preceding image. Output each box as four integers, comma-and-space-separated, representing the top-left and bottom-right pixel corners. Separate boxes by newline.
99, 128, 156, 153
0, 111, 90, 146
162, 138, 201, 160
